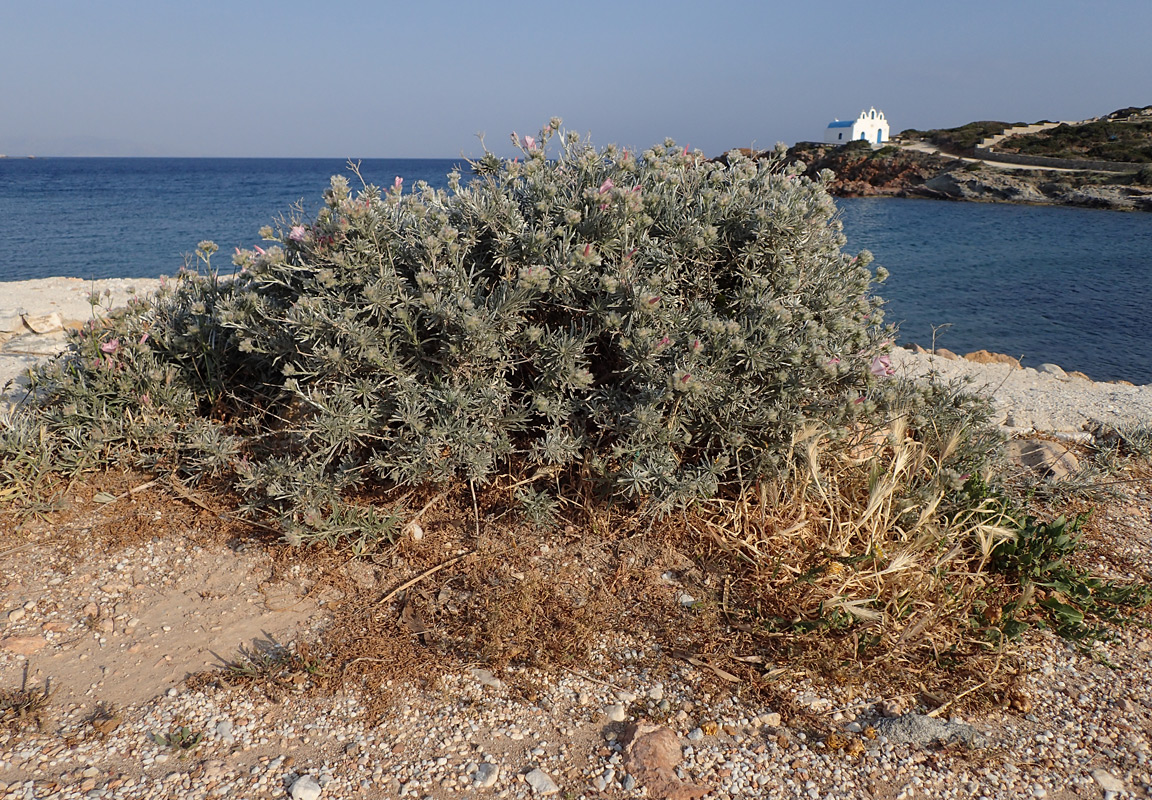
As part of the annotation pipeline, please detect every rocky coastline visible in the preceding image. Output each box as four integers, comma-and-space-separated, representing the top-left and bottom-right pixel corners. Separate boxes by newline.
783, 142, 1152, 212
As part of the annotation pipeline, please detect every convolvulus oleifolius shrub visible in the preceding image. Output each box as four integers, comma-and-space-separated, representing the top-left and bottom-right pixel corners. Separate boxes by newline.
6, 120, 899, 543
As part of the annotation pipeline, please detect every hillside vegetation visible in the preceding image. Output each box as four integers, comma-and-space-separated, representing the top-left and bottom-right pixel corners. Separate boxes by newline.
1000, 117, 1152, 163
897, 121, 1017, 155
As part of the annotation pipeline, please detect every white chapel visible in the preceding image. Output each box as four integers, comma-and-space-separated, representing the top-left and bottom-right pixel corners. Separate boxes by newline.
825, 108, 890, 145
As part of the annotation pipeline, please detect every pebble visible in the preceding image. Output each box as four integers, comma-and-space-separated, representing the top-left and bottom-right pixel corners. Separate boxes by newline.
524, 767, 559, 796
473, 762, 499, 788
1092, 769, 1125, 793
605, 704, 627, 723
290, 774, 323, 800
215, 719, 235, 745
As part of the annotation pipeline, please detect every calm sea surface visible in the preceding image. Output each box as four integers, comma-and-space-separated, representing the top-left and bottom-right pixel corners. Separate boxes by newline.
1, 158, 1150, 382
837, 198, 1152, 384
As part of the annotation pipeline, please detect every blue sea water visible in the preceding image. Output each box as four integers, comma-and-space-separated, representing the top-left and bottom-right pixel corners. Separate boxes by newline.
0, 157, 464, 280
836, 198, 1152, 384
1, 158, 1150, 383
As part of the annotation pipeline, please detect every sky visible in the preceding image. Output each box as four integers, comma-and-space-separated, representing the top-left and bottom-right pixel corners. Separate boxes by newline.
2, 0, 1150, 159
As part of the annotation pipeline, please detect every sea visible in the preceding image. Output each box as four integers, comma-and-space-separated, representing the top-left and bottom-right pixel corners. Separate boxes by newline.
1, 157, 1150, 383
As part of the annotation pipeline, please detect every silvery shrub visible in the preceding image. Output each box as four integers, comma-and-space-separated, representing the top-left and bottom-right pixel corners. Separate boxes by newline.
14, 121, 894, 544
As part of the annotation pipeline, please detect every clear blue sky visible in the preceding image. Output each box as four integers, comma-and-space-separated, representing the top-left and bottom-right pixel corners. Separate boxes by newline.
2, 0, 1149, 158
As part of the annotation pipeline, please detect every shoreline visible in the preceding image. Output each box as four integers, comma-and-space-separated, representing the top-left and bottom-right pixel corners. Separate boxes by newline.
785, 141, 1152, 214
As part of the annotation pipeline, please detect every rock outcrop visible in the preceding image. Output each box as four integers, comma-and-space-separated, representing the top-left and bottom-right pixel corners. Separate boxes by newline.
769, 142, 1152, 212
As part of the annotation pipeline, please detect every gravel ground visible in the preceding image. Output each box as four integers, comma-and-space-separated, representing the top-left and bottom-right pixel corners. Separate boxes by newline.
2, 433, 1151, 800
5, 596, 1152, 800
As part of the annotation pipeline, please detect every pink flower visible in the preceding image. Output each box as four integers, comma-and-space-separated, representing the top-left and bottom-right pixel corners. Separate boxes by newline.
870, 354, 894, 377
100, 339, 120, 354
683, 145, 690, 156
139, 333, 149, 345
524, 135, 536, 150
827, 357, 841, 365
289, 225, 307, 242
598, 178, 614, 194
254, 245, 265, 256
394, 176, 403, 189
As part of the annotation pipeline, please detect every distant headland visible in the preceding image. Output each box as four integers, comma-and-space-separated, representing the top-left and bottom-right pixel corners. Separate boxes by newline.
730, 105, 1152, 212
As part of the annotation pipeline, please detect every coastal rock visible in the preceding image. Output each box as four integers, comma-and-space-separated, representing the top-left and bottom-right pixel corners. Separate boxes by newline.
1006, 439, 1080, 481
874, 713, 989, 749
621, 722, 710, 800
766, 138, 1152, 213
923, 171, 1049, 204
964, 350, 1021, 369
2, 330, 70, 356
780, 142, 945, 198
888, 346, 1152, 435
20, 312, 64, 334
1054, 185, 1152, 211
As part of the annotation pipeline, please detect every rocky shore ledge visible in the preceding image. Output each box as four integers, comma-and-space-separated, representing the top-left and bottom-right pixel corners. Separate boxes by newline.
3, 278, 1152, 800
781, 143, 1152, 213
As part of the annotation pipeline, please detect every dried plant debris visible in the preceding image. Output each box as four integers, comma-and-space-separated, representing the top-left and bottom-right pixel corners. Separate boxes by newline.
0, 683, 52, 732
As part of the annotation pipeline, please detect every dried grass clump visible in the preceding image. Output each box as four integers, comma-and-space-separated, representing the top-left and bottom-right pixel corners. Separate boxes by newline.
690, 406, 1012, 656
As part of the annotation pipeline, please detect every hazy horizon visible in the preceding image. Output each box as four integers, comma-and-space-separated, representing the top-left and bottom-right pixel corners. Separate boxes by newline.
2, 0, 1149, 159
